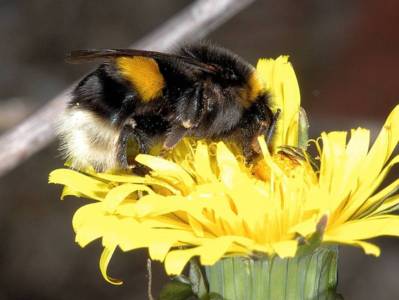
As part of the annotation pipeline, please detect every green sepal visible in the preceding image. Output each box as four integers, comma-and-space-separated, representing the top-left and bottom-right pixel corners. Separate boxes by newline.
204, 293, 225, 300
174, 274, 192, 285
159, 280, 195, 300
298, 107, 310, 150
205, 246, 339, 300
189, 259, 208, 299
296, 215, 327, 257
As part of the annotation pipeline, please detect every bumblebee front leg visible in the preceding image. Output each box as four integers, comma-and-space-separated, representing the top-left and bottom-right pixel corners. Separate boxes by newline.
264, 109, 281, 144
241, 107, 281, 162
249, 108, 281, 155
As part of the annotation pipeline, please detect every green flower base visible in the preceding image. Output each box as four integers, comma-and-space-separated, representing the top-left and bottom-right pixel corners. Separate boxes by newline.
205, 247, 339, 300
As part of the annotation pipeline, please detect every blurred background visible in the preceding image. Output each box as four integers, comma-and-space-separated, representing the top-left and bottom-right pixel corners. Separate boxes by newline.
1, 0, 399, 299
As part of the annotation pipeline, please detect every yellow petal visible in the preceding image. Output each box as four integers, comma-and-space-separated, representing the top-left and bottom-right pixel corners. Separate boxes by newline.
116, 224, 153, 251
258, 136, 284, 177
323, 238, 380, 256
49, 169, 109, 201
133, 194, 203, 218
338, 128, 370, 192
61, 186, 82, 200
289, 216, 319, 237
148, 242, 174, 262
216, 142, 241, 187
336, 153, 399, 222
95, 171, 182, 195
94, 172, 148, 183
255, 58, 271, 91
272, 240, 298, 258
135, 154, 194, 191
257, 56, 301, 148
164, 237, 251, 275
139, 216, 192, 231
371, 194, 399, 216
72, 203, 105, 245
188, 215, 204, 237
100, 245, 123, 285
326, 215, 399, 240
103, 183, 154, 212
358, 106, 399, 191
355, 176, 399, 217
193, 142, 217, 183
198, 237, 237, 265
164, 247, 201, 275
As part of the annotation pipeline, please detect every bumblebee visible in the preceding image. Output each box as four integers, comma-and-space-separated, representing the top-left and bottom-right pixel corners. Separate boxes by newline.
58, 43, 279, 171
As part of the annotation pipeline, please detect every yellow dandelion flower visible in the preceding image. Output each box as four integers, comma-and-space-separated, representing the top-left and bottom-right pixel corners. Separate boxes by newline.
49, 57, 399, 293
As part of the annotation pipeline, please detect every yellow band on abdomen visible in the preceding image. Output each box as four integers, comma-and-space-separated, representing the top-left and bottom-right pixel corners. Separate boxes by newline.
117, 56, 165, 102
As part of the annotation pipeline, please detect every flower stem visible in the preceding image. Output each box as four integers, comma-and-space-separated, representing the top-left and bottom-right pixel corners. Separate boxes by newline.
204, 247, 338, 300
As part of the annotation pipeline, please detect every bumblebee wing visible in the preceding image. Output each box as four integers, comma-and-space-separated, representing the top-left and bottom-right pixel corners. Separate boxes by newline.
66, 49, 219, 74
66, 49, 174, 63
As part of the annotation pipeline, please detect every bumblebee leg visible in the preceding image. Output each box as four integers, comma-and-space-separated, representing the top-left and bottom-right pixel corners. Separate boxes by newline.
163, 125, 187, 150
118, 126, 152, 175
247, 109, 281, 158
160, 84, 203, 153
238, 124, 259, 162
243, 143, 257, 162
177, 83, 204, 129
117, 120, 150, 168
118, 123, 131, 168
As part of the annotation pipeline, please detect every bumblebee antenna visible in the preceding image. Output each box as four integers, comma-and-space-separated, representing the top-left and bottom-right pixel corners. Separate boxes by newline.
265, 109, 281, 144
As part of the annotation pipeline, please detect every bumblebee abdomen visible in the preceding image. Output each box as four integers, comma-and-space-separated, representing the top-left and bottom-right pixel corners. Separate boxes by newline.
69, 64, 136, 124
57, 108, 121, 171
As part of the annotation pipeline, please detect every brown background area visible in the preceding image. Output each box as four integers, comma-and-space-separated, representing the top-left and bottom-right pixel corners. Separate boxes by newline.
1, 1, 399, 299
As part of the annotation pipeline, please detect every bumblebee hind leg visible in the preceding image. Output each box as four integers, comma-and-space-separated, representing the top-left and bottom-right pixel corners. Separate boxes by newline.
117, 118, 151, 169
118, 115, 171, 174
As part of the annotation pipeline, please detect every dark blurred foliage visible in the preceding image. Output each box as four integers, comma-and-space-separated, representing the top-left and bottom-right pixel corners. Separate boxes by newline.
1, 1, 399, 299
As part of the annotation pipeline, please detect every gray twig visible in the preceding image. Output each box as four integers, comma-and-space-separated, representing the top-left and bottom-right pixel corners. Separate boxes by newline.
0, 0, 254, 177
0, 98, 36, 130
147, 259, 154, 300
